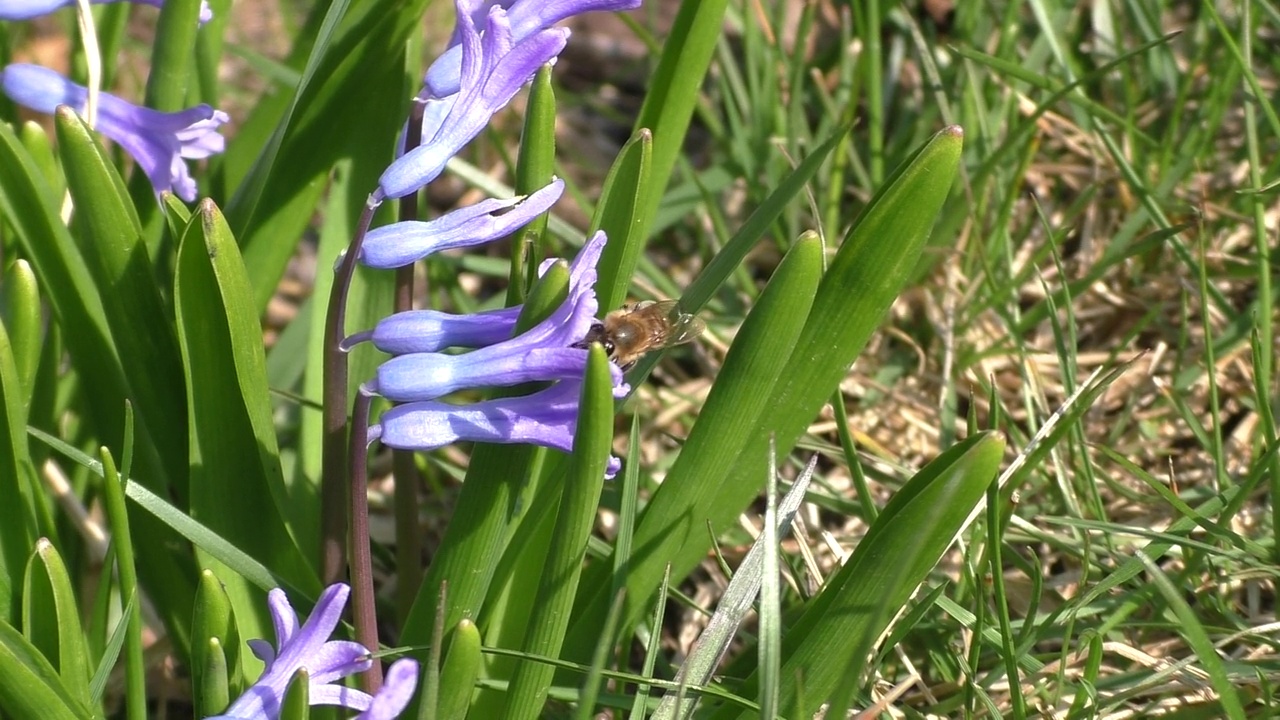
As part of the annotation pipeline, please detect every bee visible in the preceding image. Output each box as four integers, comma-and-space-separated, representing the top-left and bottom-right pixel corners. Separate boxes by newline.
578, 300, 706, 370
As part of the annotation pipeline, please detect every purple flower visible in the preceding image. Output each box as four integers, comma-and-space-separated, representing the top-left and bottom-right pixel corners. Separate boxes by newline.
365, 232, 619, 402
370, 379, 625, 478
359, 177, 564, 268
207, 584, 380, 719
423, 0, 642, 99
0, 0, 212, 23
0, 63, 227, 201
346, 222, 599, 355
376, 3, 568, 200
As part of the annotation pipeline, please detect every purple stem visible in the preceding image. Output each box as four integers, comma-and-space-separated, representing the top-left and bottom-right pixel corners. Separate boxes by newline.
349, 390, 382, 693
320, 201, 378, 585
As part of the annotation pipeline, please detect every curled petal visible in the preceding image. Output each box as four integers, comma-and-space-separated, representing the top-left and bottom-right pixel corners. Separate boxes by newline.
0, 63, 227, 200
218, 584, 381, 719
370, 233, 610, 402
371, 380, 623, 477
378, 6, 567, 199
424, 0, 641, 98
360, 178, 564, 268
356, 659, 421, 720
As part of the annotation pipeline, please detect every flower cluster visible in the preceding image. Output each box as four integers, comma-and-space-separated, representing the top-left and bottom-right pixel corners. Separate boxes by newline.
206, 584, 418, 720
350, 0, 640, 476
0, 2, 225, 201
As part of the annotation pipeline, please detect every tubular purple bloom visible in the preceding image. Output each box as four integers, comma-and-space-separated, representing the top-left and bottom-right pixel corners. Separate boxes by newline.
0, 0, 212, 23
0, 63, 227, 201
207, 584, 379, 719
355, 659, 420, 720
368, 232, 614, 402
348, 225, 599, 355
424, 0, 642, 98
360, 178, 564, 268
342, 305, 522, 355
376, 3, 567, 200
370, 379, 625, 478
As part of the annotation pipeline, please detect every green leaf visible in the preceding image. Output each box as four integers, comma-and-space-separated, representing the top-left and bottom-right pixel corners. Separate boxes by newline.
281, 668, 311, 720
174, 200, 320, 670
54, 106, 190, 499
565, 231, 823, 656
400, 261, 573, 647
721, 432, 1005, 719
99, 449, 146, 720
502, 344, 616, 719
437, 619, 482, 720
0, 317, 37, 625
2, 260, 42, 400
0, 619, 86, 720
192, 569, 240, 717
592, 130, 654, 312
21, 540, 93, 715
511, 64, 558, 302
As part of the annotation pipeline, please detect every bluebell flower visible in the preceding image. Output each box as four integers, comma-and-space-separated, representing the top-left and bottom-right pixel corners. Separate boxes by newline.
206, 584, 417, 720
0, 63, 227, 201
371, 378, 626, 478
360, 177, 564, 269
361, 232, 621, 402
376, 2, 568, 200
424, 0, 642, 99
0, 0, 212, 23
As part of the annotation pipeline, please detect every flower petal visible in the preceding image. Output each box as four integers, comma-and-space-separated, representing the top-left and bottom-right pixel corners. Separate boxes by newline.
360, 178, 563, 268
0, 63, 227, 200
356, 659, 420, 720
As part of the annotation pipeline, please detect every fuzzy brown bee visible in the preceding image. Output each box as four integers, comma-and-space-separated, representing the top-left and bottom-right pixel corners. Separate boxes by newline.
577, 300, 706, 370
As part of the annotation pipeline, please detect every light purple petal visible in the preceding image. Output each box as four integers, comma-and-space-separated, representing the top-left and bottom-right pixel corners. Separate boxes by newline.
221, 584, 374, 719
265, 587, 300, 650
360, 178, 564, 268
371, 233, 609, 402
351, 305, 522, 354
356, 659, 420, 720
0, 63, 227, 201
378, 6, 567, 199
246, 639, 276, 667
424, 0, 641, 97
371, 380, 623, 478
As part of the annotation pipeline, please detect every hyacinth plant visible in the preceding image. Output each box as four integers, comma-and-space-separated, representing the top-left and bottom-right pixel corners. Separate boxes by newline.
0, 0, 1091, 717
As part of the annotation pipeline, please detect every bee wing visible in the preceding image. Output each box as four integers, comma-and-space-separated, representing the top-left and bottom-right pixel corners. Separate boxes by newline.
645, 300, 705, 348
665, 313, 706, 347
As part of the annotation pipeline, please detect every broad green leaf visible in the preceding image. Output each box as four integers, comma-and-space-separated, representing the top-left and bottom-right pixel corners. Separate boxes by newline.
0, 619, 86, 720
174, 200, 320, 671
587, 127, 963, 647
591, 130, 654, 311
21, 540, 93, 714
192, 569, 240, 717
565, 230, 824, 657
2, 260, 41, 400
502, 345, 616, 720
437, 620, 482, 720
719, 432, 1004, 719
145, 0, 204, 111
510, 64, 558, 302
0, 318, 37, 625
0, 123, 196, 654
400, 261, 573, 647
54, 107, 190, 500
